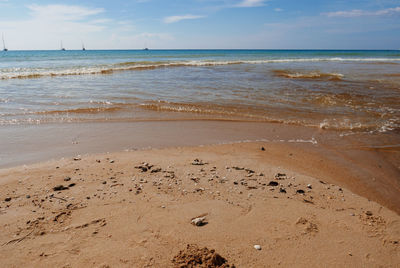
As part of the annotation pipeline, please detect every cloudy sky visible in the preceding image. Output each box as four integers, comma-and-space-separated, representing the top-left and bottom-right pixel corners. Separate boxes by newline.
0, 0, 399, 50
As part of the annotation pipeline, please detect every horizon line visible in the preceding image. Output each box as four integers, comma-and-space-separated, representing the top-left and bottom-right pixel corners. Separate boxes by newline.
1, 48, 399, 51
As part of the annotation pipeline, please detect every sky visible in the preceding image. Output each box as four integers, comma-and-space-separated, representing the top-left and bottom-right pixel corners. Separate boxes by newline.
0, 0, 399, 50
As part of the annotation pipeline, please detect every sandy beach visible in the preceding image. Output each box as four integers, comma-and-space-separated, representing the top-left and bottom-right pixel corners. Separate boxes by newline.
2, 1, 400, 266
1, 48, 400, 267
0, 133, 399, 267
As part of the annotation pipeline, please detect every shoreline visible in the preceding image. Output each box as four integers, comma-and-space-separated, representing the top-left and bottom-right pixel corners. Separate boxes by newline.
0, 119, 321, 169
0, 141, 399, 267
1, 119, 399, 215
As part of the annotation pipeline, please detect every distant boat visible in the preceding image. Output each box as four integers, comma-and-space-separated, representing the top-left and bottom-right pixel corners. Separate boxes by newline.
144, 48, 149, 51
60, 41, 66, 51
2, 34, 8, 51
82, 41, 86, 51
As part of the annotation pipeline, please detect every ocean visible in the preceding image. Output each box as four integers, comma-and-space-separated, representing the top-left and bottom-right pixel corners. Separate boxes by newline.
0, 49, 399, 134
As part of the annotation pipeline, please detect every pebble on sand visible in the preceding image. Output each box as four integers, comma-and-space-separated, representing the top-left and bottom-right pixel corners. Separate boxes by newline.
53, 185, 69, 191
192, 159, 206, 166
268, 181, 279, 187
254, 245, 262, 250
191, 216, 207, 226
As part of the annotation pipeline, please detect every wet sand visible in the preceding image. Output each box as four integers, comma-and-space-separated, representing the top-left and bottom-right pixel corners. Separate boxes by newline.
0, 142, 399, 267
1, 120, 399, 213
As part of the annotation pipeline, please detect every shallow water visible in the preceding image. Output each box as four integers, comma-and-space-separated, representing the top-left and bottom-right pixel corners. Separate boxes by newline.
0, 49, 399, 133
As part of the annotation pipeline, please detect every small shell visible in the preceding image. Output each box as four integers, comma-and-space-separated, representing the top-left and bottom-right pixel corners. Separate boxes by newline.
254, 245, 261, 250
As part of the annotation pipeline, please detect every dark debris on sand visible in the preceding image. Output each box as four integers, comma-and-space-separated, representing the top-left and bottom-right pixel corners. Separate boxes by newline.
172, 244, 234, 268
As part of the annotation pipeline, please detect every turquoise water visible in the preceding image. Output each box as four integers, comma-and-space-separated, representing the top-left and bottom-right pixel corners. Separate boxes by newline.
1, 50, 400, 79
0, 50, 399, 132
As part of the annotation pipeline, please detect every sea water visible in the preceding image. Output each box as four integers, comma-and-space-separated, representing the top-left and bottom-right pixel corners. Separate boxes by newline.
0, 49, 399, 133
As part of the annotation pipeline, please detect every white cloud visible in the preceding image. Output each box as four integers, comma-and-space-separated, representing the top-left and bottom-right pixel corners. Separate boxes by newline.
236, 0, 267, 7
325, 6, 400, 17
163, 14, 205, 24
274, 8, 283, 12
0, 4, 107, 48
0, 4, 168, 49
27, 4, 104, 21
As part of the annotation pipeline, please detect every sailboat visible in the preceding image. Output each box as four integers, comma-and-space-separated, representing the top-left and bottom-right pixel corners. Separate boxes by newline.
2, 34, 8, 51
82, 41, 86, 51
60, 41, 66, 51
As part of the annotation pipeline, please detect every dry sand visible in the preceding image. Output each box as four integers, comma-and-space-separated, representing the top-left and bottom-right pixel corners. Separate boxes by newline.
0, 142, 399, 267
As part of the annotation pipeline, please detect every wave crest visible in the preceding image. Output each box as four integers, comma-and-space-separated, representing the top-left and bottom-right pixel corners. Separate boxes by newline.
273, 70, 344, 81
1, 57, 399, 80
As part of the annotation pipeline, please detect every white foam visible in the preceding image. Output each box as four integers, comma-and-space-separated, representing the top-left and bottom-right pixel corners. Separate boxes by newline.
1, 57, 399, 80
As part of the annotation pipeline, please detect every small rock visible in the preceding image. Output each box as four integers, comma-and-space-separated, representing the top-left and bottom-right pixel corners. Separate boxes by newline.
245, 168, 255, 174
365, 211, 373, 216
307, 184, 312, 189
191, 216, 207, 226
64, 177, 71, 182
261, 147, 265, 151
279, 188, 287, 193
151, 167, 162, 173
68, 183, 76, 188
53, 185, 69, 191
73, 156, 81, 161
192, 159, 206, 166
109, 160, 115, 163
4, 197, 12, 202
268, 181, 279, 187
254, 245, 261, 250
26, 195, 31, 199
296, 189, 305, 194
275, 173, 287, 180
135, 162, 153, 172
232, 166, 244, 170
139, 166, 148, 172
190, 177, 200, 183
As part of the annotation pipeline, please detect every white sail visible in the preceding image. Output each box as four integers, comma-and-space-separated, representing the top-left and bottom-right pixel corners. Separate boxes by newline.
2, 33, 8, 51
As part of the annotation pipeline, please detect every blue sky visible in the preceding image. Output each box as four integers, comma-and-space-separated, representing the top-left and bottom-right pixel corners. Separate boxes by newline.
0, 0, 399, 49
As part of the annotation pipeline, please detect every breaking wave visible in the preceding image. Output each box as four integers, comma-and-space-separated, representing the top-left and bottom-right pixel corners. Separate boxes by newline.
1, 57, 400, 80
1, 99, 398, 133
272, 70, 344, 81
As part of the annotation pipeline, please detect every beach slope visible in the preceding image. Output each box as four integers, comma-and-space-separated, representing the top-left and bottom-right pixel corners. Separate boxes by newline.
0, 142, 399, 267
